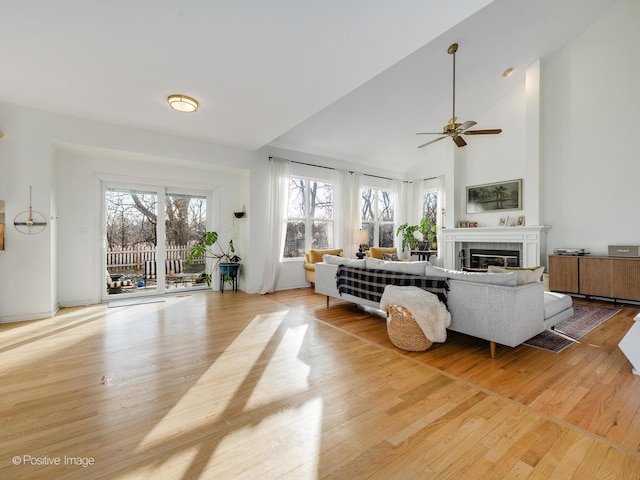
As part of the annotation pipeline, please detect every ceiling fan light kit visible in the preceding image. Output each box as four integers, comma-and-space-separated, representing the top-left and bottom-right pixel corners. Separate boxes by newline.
417, 43, 502, 149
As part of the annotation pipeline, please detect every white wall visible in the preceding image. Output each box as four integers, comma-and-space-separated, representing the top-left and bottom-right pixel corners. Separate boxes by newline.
0, 103, 261, 321
407, 0, 640, 264
543, 0, 640, 256
56, 146, 247, 306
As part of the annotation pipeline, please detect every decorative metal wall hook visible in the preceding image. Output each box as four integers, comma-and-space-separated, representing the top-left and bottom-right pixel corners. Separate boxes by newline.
14, 186, 47, 235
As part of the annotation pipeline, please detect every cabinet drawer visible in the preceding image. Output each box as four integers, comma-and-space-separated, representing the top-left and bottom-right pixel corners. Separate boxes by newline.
579, 257, 614, 297
613, 259, 640, 301
548, 255, 579, 293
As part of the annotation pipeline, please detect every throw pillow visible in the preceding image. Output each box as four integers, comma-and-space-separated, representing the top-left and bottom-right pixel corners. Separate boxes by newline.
382, 253, 399, 261
322, 254, 365, 268
366, 257, 431, 275
425, 264, 518, 287
488, 265, 545, 285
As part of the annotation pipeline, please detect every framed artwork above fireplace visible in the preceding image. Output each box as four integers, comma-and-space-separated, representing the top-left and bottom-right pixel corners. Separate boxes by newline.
466, 179, 522, 213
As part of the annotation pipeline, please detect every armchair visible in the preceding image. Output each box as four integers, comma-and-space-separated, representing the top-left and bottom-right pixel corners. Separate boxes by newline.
365, 247, 399, 260
304, 248, 344, 284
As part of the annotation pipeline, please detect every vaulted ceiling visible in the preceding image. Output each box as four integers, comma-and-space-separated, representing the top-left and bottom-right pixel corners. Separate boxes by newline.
0, 0, 620, 173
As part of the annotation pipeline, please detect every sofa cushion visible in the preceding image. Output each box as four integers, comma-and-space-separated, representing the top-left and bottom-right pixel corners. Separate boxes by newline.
425, 264, 518, 287
544, 291, 573, 319
322, 254, 365, 268
488, 265, 545, 285
382, 252, 399, 261
366, 257, 431, 275
308, 248, 343, 264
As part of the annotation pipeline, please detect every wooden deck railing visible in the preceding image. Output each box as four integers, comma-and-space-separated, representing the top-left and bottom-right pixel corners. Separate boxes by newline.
107, 244, 204, 271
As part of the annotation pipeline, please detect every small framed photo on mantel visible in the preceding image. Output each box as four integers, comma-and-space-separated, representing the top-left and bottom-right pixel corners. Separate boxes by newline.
498, 216, 509, 227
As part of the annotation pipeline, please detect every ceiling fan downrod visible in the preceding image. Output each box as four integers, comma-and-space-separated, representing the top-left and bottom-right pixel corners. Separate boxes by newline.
448, 43, 458, 130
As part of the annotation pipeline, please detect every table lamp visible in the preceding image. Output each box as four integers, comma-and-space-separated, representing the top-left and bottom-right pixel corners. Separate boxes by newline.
354, 230, 369, 259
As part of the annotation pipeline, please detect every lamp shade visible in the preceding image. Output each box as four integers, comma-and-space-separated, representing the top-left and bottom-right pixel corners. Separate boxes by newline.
354, 229, 368, 244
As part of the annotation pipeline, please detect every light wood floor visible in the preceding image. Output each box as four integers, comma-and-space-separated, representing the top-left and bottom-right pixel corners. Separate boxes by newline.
1, 289, 639, 479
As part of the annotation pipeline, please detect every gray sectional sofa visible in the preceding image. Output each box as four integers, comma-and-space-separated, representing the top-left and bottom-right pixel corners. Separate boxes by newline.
314, 256, 573, 357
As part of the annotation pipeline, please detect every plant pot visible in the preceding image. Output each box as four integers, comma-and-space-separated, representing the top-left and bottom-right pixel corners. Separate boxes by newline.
219, 262, 240, 277
219, 262, 240, 292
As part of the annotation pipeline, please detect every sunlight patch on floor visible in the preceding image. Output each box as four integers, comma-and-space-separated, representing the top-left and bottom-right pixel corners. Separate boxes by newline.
138, 310, 293, 443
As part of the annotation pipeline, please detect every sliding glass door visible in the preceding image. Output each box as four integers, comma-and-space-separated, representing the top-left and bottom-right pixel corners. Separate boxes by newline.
104, 185, 208, 299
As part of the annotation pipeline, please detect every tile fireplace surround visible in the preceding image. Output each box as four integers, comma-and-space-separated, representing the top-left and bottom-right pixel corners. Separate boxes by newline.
441, 226, 550, 270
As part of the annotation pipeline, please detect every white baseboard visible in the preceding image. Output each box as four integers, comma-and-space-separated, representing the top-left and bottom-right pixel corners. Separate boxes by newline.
0, 304, 59, 324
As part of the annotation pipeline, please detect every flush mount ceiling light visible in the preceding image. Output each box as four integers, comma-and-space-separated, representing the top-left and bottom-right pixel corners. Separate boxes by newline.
167, 94, 198, 112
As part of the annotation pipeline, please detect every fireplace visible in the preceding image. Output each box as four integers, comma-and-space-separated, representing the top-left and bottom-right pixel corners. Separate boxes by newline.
441, 226, 548, 270
467, 248, 520, 270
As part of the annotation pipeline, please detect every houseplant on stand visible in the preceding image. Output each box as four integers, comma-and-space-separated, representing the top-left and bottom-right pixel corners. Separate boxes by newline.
187, 231, 241, 291
396, 218, 437, 253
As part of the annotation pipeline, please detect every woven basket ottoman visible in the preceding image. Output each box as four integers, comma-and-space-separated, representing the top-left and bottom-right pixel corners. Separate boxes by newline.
386, 305, 432, 351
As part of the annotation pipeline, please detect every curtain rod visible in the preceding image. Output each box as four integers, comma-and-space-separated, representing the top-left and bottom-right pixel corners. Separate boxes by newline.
270, 156, 438, 183
269, 156, 397, 180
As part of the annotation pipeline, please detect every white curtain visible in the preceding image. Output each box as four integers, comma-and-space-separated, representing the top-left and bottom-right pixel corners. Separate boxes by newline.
337, 170, 362, 257
435, 175, 446, 266
411, 179, 425, 223
260, 158, 290, 294
393, 179, 408, 256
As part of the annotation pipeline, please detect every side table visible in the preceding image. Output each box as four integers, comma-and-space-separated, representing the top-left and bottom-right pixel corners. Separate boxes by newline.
219, 262, 240, 293
410, 250, 438, 261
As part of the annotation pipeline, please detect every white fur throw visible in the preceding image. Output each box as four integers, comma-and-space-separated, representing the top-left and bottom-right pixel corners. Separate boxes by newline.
380, 285, 451, 343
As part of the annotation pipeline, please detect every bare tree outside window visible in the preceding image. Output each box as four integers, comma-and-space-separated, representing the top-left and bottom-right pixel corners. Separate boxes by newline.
106, 190, 158, 250
284, 177, 334, 258
361, 187, 395, 248
105, 188, 207, 275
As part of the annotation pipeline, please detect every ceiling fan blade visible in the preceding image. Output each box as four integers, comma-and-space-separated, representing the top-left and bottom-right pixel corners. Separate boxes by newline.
417, 136, 446, 149
459, 120, 477, 132
453, 135, 467, 147
464, 129, 503, 135
416, 132, 445, 135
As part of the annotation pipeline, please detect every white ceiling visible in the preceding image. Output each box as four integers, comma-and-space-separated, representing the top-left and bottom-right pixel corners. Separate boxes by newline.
0, 0, 620, 173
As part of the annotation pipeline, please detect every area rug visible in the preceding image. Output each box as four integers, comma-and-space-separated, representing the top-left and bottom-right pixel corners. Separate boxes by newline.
523, 304, 620, 353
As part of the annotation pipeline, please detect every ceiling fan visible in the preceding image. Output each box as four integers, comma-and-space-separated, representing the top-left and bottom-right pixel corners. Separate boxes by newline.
417, 43, 502, 149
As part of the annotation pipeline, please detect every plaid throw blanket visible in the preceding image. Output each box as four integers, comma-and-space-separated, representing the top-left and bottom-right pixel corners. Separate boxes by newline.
336, 266, 449, 305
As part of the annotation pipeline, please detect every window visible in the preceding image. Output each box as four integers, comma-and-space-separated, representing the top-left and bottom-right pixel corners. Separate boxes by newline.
105, 187, 208, 297
283, 177, 334, 258
422, 189, 438, 249
361, 187, 395, 248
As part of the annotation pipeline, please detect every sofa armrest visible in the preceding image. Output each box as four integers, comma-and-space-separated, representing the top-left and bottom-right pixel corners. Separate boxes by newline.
447, 279, 544, 347
315, 263, 339, 297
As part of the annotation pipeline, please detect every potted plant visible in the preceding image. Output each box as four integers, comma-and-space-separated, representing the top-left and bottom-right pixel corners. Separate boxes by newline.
187, 231, 241, 287
396, 218, 437, 252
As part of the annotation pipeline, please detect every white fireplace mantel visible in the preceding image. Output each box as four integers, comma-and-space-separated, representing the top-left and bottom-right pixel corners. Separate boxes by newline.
441, 226, 550, 270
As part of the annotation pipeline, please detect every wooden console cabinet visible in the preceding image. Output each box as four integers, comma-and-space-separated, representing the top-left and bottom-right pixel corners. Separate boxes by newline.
548, 255, 579, 293
548, 255, 640, 301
